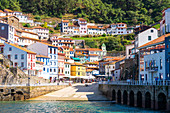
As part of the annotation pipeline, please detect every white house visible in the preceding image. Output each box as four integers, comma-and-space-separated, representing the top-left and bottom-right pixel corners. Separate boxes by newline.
15, 29, 39, 46
134, 27, 158, 53
88, 54, 99, 62
78, 18, 87, 35
106, 23, 133, 35
3, 42, 37, 75
87, 25, 106, 35
0, 10, 6, 16
104, 62, 116, 78
35, 60, 44, 77
64, 62, 71, 77
33, 26, 49, 40
61, 20, 69, 34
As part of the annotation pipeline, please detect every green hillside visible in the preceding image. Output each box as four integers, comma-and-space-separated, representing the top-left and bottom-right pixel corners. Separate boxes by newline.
0, 0, 170, 25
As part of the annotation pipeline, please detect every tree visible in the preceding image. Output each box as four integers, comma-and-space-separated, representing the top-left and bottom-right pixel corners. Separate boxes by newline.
54, 24, 60, 30
42, 22, 48, 28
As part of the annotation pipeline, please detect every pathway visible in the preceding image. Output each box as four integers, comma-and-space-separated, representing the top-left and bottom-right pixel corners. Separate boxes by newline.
29, 83, 109, 101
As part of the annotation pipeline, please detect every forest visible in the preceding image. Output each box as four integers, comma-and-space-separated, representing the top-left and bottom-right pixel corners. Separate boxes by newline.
0, 0, 170, 25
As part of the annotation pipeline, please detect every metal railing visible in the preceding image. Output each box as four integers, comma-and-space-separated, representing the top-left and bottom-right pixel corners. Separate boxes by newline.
0, 82, 69, 87
99, 80, 170, 86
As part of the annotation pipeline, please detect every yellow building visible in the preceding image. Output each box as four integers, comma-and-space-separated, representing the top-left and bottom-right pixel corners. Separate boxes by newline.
71, 62, 86, 76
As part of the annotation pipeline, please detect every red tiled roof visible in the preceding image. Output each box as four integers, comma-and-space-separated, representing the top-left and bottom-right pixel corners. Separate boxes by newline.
6, 43, 36, 54
58, 53, 65, 56
78, 18, 86, 22
4, 9, 13, 13
88, 48, 102, 51
138, 33, 170, 49
20, 36, 39, 41
62, 46, 70, 49
58, 42, 74, 44
33, 26, 48, 30
71, 62, 83, 66
62, 20, 69, 23
54, 38, 73, 41
16, 29, 38, 35
70, 48, 74, 51
89, 54, 98, 56
36, 55, 50, 58
87, 26, 98, 29
0, 10, 5, 13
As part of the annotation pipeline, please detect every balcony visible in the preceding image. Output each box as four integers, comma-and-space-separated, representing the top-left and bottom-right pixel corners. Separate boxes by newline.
146, 66, 158, 72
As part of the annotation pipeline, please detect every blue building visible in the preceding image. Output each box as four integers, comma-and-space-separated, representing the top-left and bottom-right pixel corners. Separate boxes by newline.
27, 42, 58, 81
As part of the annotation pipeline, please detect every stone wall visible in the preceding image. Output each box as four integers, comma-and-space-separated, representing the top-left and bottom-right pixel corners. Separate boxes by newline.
0, 85, 68, 101
30, 85, 68, 98
99, 84, 170, 111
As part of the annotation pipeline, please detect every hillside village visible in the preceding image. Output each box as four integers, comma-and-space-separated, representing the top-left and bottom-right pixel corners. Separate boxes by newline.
0, 7, 170, 84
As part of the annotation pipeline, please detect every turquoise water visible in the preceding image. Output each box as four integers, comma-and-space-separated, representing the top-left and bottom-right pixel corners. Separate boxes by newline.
0, 101, 160, 113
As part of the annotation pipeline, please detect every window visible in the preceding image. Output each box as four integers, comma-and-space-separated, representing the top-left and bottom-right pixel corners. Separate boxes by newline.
54, 49, 56, 54
151, 30, 154, 33
21, 62, 24, 67
50, 69, 52, 72
65, 71, 67, 74
54, 69, 56, 72
21, 54, 24, 59
9, 47, 12, 51
148, 36, 151, 40
43, 68, 45, 71
54, 56, 56, 59
33, 63, 35, 67
14, 62, 18, 67
50, 55, 52, 59
78, 72, 80, 75
160, 59, 162, 70
15, 54, 18, 59
50, 48, 52, 54
1, 26, 4, 30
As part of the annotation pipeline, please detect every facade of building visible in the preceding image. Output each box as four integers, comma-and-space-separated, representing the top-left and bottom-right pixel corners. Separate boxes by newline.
27, 42, 58, 80
64, 62, 71, 77
160, 8, 170, 35
52, 37, 74, 47
134, 28, 158, 52
3, 42, 36, 75
138, 34, 170, 83
36, 55, 50, 79
106, 23, 133, 35
33, 26, 49, 40
58, 53, 65, 79
71, 62, 86, 76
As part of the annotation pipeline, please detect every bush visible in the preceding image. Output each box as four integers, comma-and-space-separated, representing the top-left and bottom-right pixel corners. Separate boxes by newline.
54, 25, 60, 30
83, 35, 92, 38
102, 33, 106, 37
34, 16, 41, 20
23, 23, 30, 27
73, 35, 80, 38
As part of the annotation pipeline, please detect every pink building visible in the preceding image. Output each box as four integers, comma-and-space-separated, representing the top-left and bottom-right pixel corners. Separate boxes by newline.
58, 53, 65, 79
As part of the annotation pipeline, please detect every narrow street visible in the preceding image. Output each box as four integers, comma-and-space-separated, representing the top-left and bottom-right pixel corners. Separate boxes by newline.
29, 83, 109, 101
